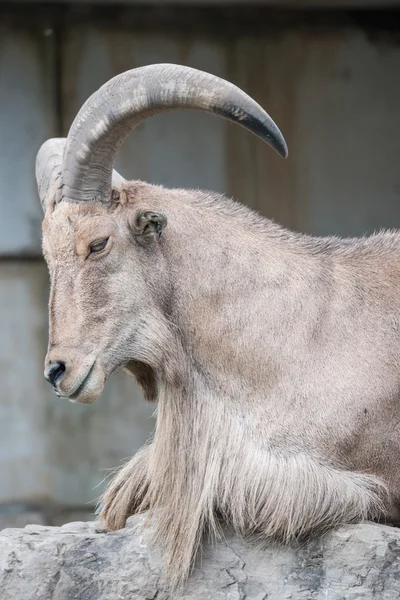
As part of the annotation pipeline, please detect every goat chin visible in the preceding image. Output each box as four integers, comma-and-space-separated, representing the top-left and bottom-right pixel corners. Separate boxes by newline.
99, 374, 388, 590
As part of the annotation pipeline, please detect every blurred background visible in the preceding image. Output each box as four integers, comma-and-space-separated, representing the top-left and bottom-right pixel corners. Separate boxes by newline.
0, 0, 399, 528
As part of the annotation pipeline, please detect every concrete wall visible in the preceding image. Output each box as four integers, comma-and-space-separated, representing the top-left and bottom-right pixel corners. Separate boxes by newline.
0, 5, 400, 509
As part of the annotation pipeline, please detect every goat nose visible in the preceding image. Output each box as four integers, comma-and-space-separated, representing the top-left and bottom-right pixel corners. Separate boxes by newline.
44, 361, 66, 386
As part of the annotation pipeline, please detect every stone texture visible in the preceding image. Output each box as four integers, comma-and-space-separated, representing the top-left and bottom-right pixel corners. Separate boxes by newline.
0, 516, 399, 599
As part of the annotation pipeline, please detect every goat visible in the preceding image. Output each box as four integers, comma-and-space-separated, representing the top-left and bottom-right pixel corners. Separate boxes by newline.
35, 64, 399, 589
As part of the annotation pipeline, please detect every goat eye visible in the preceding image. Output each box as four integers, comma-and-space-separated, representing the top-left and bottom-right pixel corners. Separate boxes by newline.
89, 238, 109, 254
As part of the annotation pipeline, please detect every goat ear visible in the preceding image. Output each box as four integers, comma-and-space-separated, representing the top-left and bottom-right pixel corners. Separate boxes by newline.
133, 210, 167, 242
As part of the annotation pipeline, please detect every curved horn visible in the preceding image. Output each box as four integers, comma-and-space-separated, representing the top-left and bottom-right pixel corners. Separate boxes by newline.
61, 64, 288, 205
36, 138, 126, 211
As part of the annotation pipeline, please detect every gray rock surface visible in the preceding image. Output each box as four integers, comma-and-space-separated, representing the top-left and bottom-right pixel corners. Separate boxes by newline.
0, 515, 399, 599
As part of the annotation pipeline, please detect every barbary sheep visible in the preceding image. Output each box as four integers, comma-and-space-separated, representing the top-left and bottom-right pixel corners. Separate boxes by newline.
36, 64, 399, 589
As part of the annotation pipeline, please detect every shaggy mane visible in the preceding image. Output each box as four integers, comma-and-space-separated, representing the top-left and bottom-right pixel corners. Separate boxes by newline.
100, 369, 387, 589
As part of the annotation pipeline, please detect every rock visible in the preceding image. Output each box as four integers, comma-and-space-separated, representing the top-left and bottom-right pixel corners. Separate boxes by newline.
0, 516, 399, 599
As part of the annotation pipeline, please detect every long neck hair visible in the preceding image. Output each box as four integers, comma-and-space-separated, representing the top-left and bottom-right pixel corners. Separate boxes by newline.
100, 366, 386, 589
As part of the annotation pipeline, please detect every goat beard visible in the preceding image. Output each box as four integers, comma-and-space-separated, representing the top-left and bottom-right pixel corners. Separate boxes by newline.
99, 369, 388, 590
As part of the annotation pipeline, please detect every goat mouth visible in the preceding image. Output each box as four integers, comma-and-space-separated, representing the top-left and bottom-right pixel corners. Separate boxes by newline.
58, 362, 96, 401
70, 364, 96, 401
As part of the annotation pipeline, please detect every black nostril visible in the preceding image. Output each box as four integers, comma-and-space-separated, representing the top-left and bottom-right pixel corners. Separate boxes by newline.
45, 361, 66, 386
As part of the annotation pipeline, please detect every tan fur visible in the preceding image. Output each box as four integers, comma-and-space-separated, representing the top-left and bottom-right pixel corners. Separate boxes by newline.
42, 181, 400, 588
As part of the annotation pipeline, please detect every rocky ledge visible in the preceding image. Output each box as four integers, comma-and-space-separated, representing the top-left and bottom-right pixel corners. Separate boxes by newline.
0, 515, 399, 599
